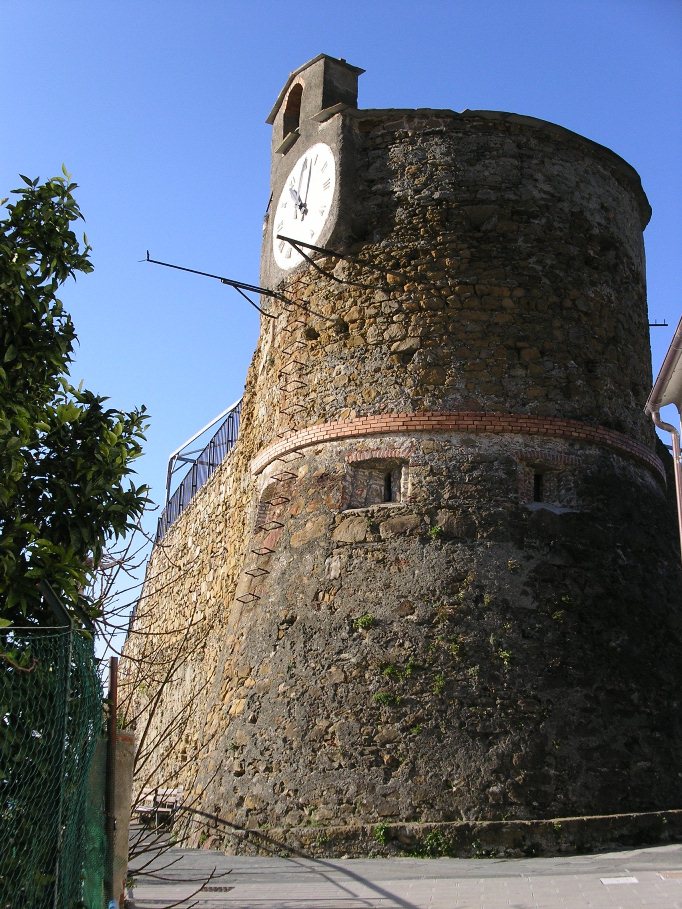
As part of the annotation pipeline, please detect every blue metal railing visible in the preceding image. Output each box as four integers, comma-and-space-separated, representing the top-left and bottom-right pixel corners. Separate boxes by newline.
156, 400, 242, 541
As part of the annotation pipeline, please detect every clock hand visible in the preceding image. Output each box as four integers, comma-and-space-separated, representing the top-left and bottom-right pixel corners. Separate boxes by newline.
297, 159, 308, 194
288, 185, 305, 221
297, 159, 309, 215
289, 185, 307, 217
302, 159, 313, 206
288, 185, 299, 220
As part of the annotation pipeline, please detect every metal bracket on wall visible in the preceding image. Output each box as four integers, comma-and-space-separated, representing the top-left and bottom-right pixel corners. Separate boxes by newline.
280, 318, 307, 333
255, 519, 285, 533
235, 593, 261, 604
277, 235, 379, 291
271, 470, 298, 482
144, 251, 289, 318
279, 378, 307, 392
282, 338, 306, 354
274, 451, 304, 463
280, 403, 306, 416
276, 234, 452, 305
244, 566, 270, 578
263, 495, 290, 507
279, 360, 309, 375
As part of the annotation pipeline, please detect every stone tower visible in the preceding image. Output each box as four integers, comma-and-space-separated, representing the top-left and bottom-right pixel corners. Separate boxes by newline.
125, 56, 682, 856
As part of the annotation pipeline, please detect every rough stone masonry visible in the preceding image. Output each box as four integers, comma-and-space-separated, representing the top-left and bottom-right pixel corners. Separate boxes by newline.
122, 58, 682, 857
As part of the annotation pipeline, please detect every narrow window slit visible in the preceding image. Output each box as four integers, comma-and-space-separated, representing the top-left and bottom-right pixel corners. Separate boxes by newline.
533, 472, 544, 503
383, 471, 393, 503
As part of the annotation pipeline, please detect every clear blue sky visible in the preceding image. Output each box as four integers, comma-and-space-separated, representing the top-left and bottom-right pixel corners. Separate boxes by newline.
2, 0, 681, 536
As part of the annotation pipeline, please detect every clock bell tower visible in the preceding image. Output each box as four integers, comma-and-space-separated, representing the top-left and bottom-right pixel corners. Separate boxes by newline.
261, 54, 364, 286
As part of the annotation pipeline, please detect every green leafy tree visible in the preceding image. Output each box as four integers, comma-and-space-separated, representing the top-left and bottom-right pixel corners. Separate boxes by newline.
0, 170, 148, 628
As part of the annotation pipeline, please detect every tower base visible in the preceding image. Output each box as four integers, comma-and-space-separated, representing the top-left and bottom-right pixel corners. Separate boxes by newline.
198, 809, 682, 859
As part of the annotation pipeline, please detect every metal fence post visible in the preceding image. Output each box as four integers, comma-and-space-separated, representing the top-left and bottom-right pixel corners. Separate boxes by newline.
105, 657, 118, 904
52, 622, 74, 909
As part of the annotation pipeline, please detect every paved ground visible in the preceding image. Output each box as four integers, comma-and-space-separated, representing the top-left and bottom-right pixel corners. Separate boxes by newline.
128, 842, 682, 908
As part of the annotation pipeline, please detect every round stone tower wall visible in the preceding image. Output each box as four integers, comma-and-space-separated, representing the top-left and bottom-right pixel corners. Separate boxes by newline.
126, 103, 682, 855
200, 109, 682, 837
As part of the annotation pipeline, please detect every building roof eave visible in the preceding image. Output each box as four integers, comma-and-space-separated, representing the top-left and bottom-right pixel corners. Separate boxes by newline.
646, 316, 682, 414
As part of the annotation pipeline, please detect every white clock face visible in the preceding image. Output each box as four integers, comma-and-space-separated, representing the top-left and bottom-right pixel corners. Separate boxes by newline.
272, 142, 336, 270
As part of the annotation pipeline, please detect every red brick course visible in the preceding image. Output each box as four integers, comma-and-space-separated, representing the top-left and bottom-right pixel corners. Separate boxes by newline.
251, 412, 665, 482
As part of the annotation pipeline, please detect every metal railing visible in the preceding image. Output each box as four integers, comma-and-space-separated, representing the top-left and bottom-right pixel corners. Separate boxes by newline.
156, 399, 242, 541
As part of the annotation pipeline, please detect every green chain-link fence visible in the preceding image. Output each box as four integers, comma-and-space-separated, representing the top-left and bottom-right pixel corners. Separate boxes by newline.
0, 626, 105, 909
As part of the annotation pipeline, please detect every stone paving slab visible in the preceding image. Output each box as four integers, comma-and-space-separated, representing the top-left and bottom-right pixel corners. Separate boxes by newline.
129, 843, 682, 908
